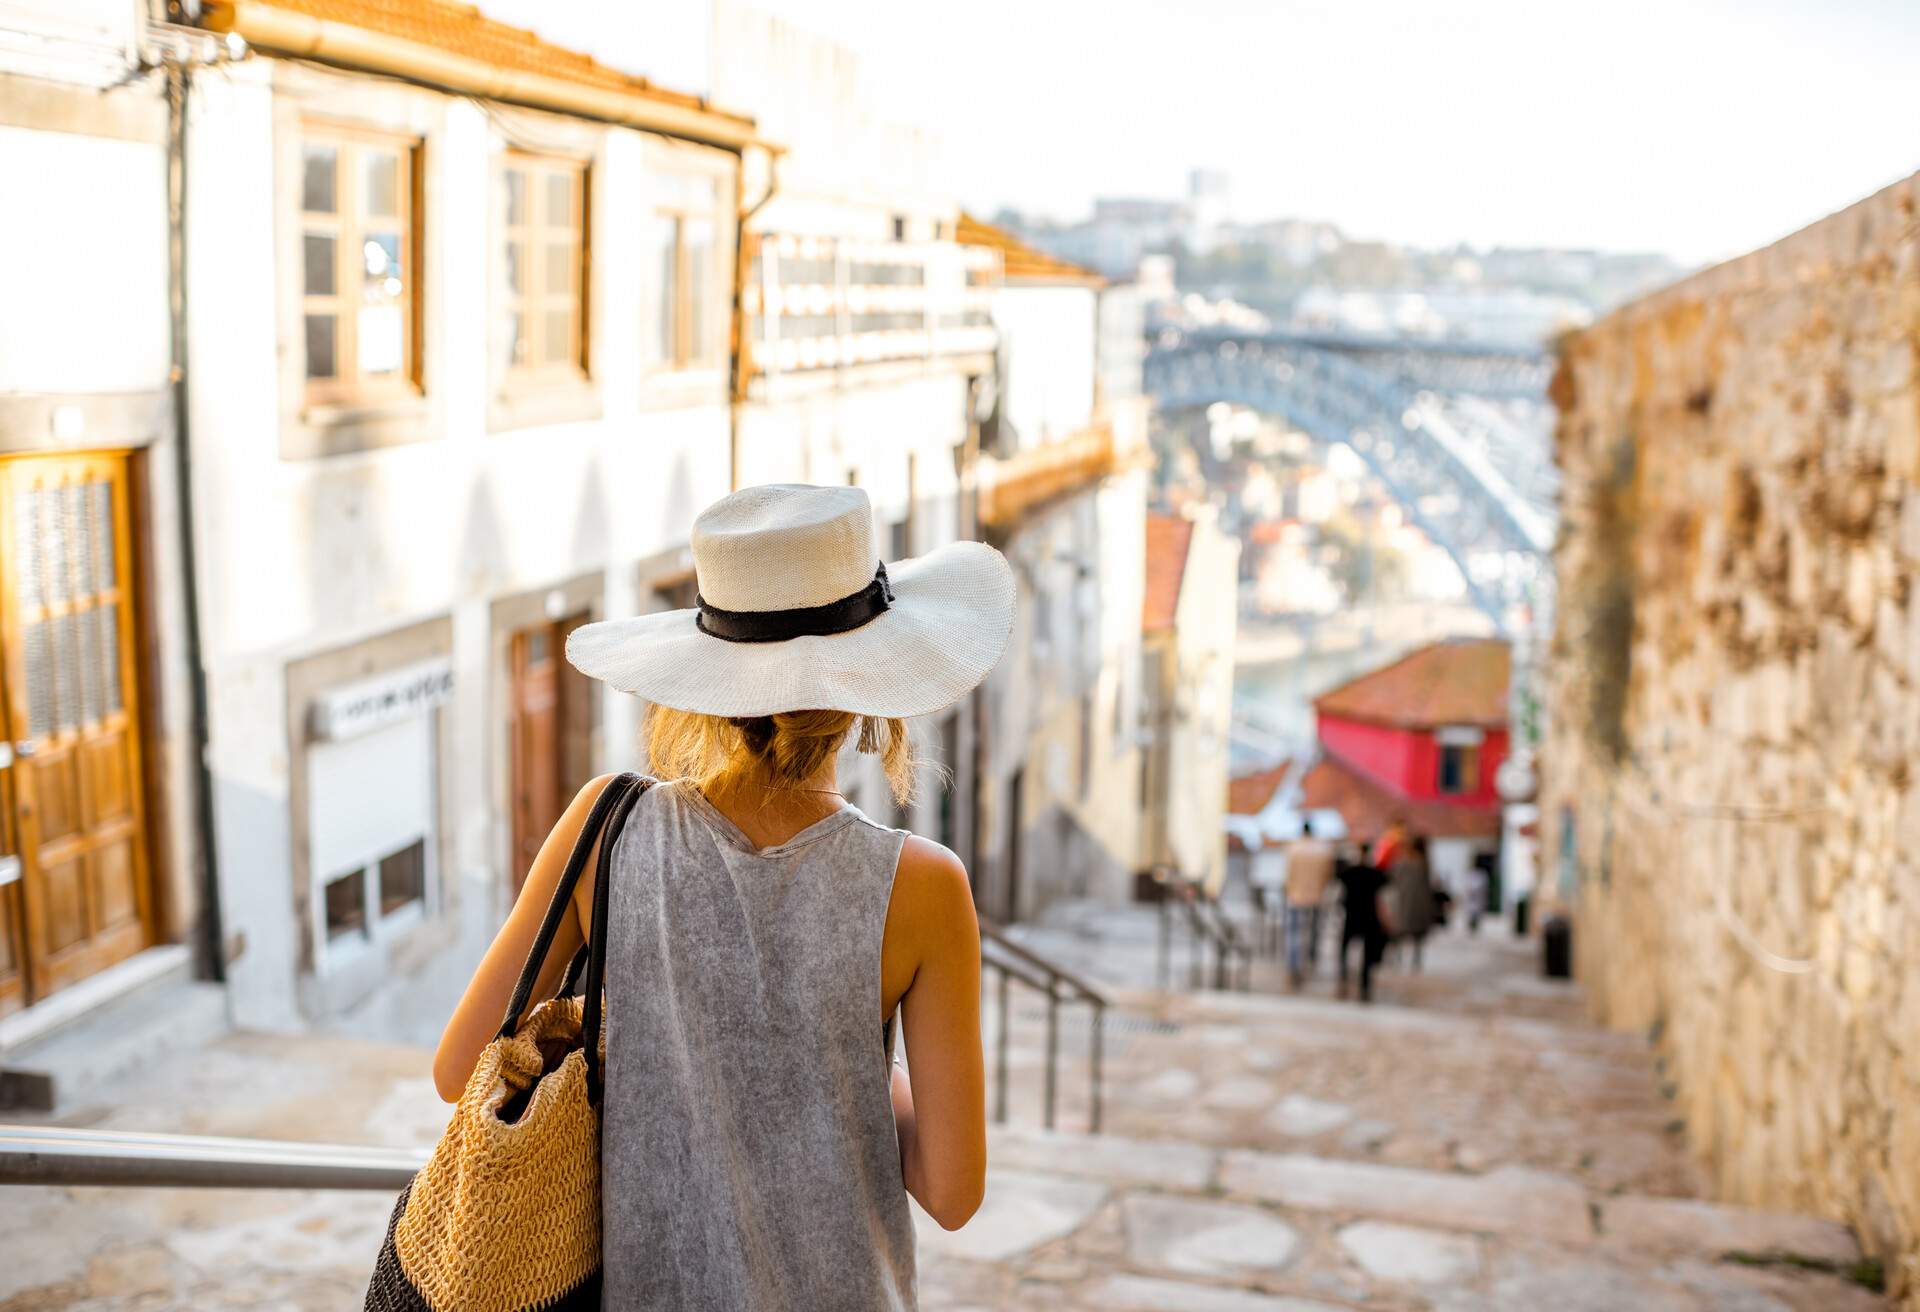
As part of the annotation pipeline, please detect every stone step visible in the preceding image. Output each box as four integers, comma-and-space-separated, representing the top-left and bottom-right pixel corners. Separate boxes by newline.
975, 1127, 1861, 1269
0, 966, 230, 1112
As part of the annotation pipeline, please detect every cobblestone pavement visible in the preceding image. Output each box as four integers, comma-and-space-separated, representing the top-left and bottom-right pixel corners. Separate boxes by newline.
0, 911, 1891, 1310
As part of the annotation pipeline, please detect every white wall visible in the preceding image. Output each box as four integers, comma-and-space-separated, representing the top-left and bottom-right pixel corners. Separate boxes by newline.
0, 124, 167, 397
995, 285, 1097, 451
185, 61, 733, 1026
1169, 509, 1241, 893
710, 2, 951, 232
0, 0, 137, 86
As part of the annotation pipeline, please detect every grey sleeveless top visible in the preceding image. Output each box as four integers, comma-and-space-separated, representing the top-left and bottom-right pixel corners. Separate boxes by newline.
600, 779, 916, 1310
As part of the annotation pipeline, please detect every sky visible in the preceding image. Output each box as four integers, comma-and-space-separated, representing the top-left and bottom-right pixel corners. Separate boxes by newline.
737, 0, 1920, 264
478, 0, 1920, 266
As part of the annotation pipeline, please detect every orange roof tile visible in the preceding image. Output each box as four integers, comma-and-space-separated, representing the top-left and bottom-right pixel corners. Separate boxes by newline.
1142, 513, 1195, 634
1300, 753, 1500, 844
203, 0, 754, 138
1313, 637, 1510, 730
957, 213, 1104, 287
1227, 761, 1291, 816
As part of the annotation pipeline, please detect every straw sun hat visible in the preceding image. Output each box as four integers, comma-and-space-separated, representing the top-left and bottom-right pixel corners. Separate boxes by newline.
565, 483, 1016, 719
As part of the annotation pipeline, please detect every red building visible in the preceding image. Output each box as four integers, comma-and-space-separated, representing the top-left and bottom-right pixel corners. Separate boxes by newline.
1309, 637, 1509, 880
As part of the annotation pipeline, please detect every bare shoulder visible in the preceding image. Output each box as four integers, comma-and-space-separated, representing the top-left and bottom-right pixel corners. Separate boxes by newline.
563, 772, 626, 830
892, 835, 978, 936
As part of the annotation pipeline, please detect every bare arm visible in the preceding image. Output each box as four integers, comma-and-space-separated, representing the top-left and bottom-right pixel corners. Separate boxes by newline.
430, 773, 619, 1101
886, 836, 986, 1229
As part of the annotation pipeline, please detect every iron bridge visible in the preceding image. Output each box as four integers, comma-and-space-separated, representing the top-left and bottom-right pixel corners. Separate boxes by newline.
1146, 326, 1558, 628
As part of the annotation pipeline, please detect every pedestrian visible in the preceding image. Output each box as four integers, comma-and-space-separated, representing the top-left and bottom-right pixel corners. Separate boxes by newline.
1370, 815, 1409, 874
1389, 835, 1437, 972
1466, 856, 1490, 934
430, 485, 1012, 1309
1336, 847, 1391, 1003
1284, 818, 1335, 988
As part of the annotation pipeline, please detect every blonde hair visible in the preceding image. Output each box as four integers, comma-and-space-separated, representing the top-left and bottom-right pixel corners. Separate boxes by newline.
645, 705, 918, 806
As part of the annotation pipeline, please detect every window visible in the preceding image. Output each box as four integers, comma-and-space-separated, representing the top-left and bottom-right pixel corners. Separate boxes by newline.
324, 869, 367, 942
640, 168, 727, 371
307, 712, 435, 968
501, 153, 589, 380
1437, 743, 1479, 795
300, 125, 421, 402
319, 839, 427, 945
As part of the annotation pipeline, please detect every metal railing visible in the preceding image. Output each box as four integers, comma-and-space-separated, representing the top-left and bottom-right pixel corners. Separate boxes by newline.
743, 233, 999, 379
977, 919, 1107, 1134
1151, 873, 1254, 992
0, 1123, 421, 1190
1, 936, 1111, 1194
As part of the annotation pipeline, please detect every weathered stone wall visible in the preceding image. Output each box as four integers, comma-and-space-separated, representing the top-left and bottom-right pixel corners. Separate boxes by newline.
1542, 172, 1920, 1301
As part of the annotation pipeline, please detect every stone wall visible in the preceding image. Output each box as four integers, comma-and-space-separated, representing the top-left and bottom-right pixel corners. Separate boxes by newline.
1542, 172, 1920, 1301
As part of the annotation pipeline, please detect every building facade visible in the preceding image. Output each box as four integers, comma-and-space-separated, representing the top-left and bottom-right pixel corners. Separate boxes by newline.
181, 0, 756, 1030
716, 8, 994, 841
0, 0, 1166, 1071
1139, 508, 1241, 895
1311, 637, 1508, 889
960, 218, 1155, 922
0, 0, 210, 1041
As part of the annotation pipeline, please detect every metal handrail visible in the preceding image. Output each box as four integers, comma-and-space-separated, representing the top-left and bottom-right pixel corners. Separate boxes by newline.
976, 922, 1107, 1135
978, 921, 1105, 1004
1195, 898, 1255, 991
0, 1124, 422, 1190
1152, 873, 1252, 992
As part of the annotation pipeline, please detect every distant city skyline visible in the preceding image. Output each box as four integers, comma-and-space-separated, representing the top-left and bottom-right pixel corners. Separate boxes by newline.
474, 0, 1920, 267
747, 0, 1919, 265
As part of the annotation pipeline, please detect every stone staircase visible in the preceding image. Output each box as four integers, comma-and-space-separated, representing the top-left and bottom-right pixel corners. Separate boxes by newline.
0, 907, 1892, 1310
937, 904, 1889, 1310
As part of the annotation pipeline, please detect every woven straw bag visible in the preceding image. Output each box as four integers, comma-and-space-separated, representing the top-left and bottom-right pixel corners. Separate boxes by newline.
365, 773, 649, 1312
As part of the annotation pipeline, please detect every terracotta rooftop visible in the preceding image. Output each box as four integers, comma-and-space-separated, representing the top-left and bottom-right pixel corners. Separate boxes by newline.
1142, 513, 1195, 634
956, 213, 1105, 287
1314, 637, 1510, 730
202, 0, 755, 141
1301, 753, 1501, 844
1227, 761, 1290, 817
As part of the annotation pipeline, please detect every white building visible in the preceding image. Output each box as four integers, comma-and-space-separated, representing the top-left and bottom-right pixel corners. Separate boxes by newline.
0, 0, 1159, 1078
177, 0, 758, 1031
0, 0, 218, 1062
1140, 507, 1241, 894
714, 7, 995, 843
960, 217, 1153, 919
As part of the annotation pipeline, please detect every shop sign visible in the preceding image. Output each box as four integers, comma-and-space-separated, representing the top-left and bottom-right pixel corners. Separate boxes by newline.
311, 658, 454, 742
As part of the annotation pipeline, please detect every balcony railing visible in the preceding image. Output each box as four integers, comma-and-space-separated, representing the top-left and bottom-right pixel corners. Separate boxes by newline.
743, 234, 999, 378
977, 423, 1121, 532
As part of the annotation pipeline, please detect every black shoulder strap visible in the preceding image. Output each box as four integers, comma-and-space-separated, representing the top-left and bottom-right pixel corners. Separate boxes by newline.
582, 779, 646, 1104
497, 773, 647, 1044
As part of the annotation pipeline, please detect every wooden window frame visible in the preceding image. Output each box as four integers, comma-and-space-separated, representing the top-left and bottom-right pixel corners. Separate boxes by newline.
500, 151, 591, 388
645, 166, 730, 374
1437, 742, 1480, 796
299, 120, 425, 408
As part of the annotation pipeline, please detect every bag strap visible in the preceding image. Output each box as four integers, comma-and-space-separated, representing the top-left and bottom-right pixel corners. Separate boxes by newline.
497, 772, 646, 1043
582, 778, 646, 1105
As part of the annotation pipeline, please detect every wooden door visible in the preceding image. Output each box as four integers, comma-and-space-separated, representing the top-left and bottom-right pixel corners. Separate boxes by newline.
0, 674, 27, 1017
509, 614, 591, 892
0, 454, 153, 1003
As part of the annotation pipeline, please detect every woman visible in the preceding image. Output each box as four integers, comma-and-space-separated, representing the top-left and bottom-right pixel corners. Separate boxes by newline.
431, 484, 1014, 1310
1389, 834, 1437, 972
